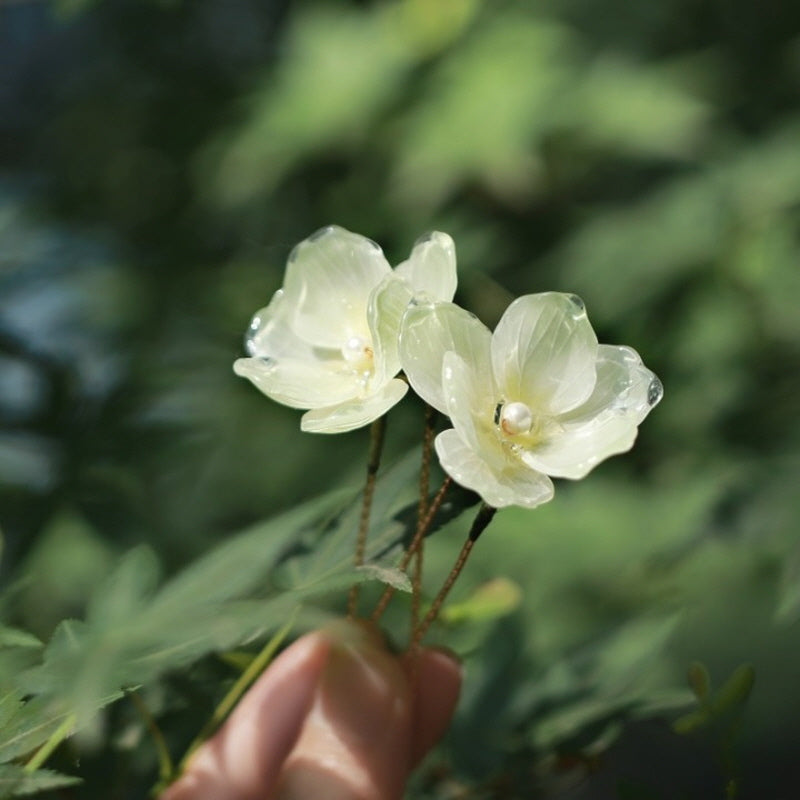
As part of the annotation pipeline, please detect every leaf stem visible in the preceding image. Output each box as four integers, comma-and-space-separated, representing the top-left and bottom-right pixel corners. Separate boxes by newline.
347, 416, 387, 618
23, 712, 76, 773
413, 503, 496, 643
127, 690, 173, 785
370, 476, 452, 624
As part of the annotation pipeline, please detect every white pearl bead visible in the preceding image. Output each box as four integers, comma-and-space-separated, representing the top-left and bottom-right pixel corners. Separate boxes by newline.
342, 336, 368, 363
500, 401, 533, 435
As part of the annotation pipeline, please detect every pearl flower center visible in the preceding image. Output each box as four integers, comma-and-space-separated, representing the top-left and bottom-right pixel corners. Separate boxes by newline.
341, 336, 374, 372
499, 401, 533, 436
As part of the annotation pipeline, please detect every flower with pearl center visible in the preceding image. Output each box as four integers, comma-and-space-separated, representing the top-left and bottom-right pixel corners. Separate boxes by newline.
234, 226, 457, 433
399, 292, 663, 508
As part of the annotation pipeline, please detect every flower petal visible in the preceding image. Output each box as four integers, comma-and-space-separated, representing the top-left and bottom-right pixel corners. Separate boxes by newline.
244, 290, 314, 360
491, 293, 598, 415
394, 231, 457, 302
435, 429, 554, 509
300, 378, 408, 433
519, 345, 662, 479
283, 226, 392, 348
400, 301, 492, 415
233, 356, 356, 409
368, 276, 413, 386
441, 351, 501, 469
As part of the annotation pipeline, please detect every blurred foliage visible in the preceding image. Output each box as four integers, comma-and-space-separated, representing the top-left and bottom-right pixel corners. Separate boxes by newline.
1, 0, 799, 797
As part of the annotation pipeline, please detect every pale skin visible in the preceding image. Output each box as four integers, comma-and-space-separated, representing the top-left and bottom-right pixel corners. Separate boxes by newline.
161, 621, 462, 800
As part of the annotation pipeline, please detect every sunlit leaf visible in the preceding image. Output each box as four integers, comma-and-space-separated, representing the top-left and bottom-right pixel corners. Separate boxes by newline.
441, 577, 522, 624
568, 56, 709, 157
0, 629, 41, 651
0, 692, 79, 765
0, 764, 80, 797
392, 15, 575, 208
354, 564, 411, 593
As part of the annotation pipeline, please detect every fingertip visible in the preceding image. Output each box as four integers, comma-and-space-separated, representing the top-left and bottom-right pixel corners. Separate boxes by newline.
407, 647, 463, 766
274, 623, 415, 800
160, 630, 331, 800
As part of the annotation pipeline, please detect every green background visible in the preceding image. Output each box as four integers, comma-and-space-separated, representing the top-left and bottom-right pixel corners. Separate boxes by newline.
1, 0, 799, 797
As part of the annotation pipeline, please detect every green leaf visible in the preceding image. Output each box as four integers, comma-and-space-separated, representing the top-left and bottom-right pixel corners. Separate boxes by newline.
214, 5, 419, 203
11, 510, 114, 638
631, 688, 696, 717
0, 692, 78, 765
14, 486, 362, 728
8, 451, 473, 748
711, 664, 755, 716
0, 630, 41, 651
151, 486, 351, 612
776, 542, 800, 623
85, 547, 160, 630
525, 614, 682, 750
441, 578, 522, 624
687, 661, 711, 703
280, 450, 421, 590
568, 56, 708, 157
672, 707, 711, 735
0, 764, 80, 798
392, 15, 575, 208
673, 664, 755, 735
354, 564, 411, 593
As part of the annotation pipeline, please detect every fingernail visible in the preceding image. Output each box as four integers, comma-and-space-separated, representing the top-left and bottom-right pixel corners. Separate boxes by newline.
322, 617, 385, 649
427, 645, 463, 672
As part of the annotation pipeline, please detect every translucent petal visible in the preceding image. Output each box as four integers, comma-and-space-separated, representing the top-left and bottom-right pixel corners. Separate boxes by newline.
399, 301, 492, 415
519, 345, 662, 479
301, 379, 408, 433
369, 276, 412, 385
394, 231, 457, 302
441, 351, 503, 470
283, 226, 392, 348
435, 429, 554, 509
244, 290, 319, 365
492, 293, 598, 416
233, 356, 356, 409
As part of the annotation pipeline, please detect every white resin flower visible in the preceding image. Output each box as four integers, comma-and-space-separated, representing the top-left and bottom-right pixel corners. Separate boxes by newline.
234, 225, 457, 433
399, 292, 663, 508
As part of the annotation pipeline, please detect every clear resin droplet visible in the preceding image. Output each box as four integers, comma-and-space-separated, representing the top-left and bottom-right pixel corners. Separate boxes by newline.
308, 225, 336, 242
244, 316, 262, 355
244, 295, 283, 356
618, 345, 640, 365
500, 401, 533, 435
647, 376, 664, 406
567, 293, 586, 319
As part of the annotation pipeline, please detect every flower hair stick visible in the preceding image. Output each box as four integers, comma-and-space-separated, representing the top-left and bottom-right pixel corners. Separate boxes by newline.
347, 414, 387, 617
371, 474, 452, 624
411, 404, 437, 639
413, 503, 497, 644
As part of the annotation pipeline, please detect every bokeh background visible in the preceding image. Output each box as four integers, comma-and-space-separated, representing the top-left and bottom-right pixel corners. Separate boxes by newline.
1, 0, 799, 797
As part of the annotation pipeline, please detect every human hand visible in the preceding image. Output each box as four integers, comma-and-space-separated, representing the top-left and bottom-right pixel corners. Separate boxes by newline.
161, 621, 462, 800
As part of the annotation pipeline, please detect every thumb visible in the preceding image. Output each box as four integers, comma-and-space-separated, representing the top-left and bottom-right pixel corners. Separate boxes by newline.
272, 621, 415, 800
